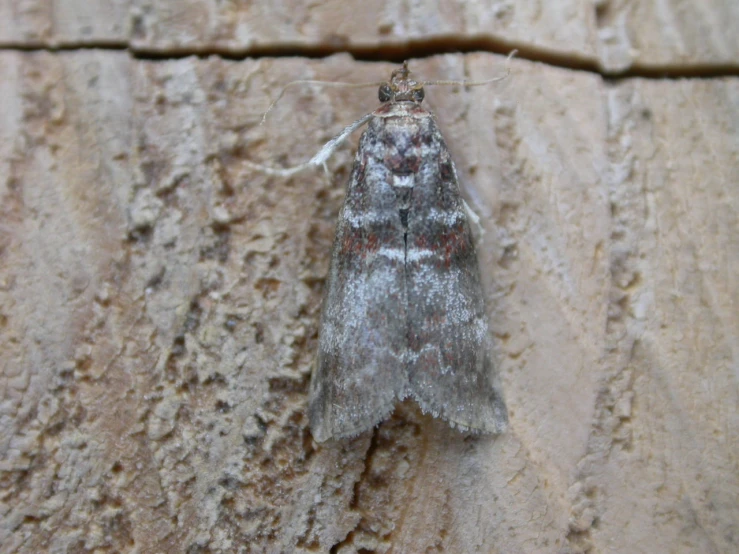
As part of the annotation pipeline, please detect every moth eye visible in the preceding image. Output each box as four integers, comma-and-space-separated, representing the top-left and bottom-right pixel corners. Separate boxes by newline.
412, 88, 425, 103
378, 84, 393, 103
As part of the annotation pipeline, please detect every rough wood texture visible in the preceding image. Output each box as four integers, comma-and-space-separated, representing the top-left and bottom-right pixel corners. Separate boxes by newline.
0, 0, 128, 45
1, 49, 736, 553
1, 1, 738, 71
1, 1, 738, 552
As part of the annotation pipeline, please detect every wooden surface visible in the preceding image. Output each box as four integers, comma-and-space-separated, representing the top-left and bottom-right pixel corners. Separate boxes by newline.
1, 1, 738, 71
0, 2, 737, 553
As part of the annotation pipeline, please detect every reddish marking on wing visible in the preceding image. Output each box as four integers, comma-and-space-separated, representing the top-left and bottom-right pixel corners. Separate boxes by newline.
439, 223, 470, 268
340, 233, 357, 257
341, 233, 364, 258
384, 152, 421, 174
411, 224, 469, 269
365, 233, 380, 255
341, 231, 381, 260
414, 234, 430, 250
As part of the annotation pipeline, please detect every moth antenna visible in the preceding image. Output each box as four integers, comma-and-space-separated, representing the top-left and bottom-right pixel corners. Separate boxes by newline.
260, 79, 385, 125
422, 49, 518, 88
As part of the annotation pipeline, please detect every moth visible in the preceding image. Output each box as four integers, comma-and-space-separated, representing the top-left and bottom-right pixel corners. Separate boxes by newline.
302, 61, 511, 442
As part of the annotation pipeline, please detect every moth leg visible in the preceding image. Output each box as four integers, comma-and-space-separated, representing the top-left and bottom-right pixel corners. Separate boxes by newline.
245, 113, 374, 177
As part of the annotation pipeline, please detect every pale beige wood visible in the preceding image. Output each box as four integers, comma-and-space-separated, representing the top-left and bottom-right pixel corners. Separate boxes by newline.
595, 0, 739, 71
0, 0, 128, 45
0, 50, 736, 552
580, 76, 739, 553
2, 1, 738, 70
127, 0, 598, 62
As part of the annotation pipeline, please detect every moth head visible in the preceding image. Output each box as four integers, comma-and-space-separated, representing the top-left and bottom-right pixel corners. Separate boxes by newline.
379, 61, 425, 104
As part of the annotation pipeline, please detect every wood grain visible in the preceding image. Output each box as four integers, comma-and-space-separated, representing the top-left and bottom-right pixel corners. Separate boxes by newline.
1, 1, 737, 70
0, 3, 737, 553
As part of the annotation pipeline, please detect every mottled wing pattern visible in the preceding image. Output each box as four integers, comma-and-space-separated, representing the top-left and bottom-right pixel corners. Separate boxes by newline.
309, 122, 409, 442
405, 117, 507, 433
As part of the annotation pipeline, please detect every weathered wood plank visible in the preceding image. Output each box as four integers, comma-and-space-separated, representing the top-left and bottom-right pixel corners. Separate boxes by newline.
0, 0, 129, 45
1, 1, 738, 70
0, 50, 736, 552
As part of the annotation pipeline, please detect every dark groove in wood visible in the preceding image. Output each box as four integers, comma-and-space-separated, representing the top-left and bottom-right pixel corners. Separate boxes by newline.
0, 37, 737, 79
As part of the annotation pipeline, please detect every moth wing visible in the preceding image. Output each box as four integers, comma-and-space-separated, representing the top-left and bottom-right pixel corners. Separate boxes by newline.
309, 148, 408, 442
405, 148, 507, 434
